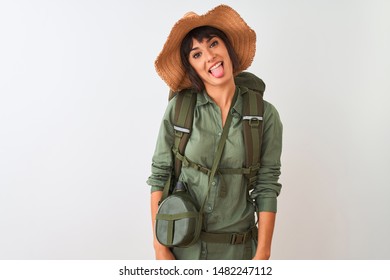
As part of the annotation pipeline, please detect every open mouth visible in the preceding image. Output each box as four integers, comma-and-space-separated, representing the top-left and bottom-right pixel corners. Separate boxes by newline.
209, 62, 224, 78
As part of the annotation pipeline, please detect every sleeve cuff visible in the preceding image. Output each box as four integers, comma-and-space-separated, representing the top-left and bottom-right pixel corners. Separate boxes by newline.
255, 197, 277, 213
151, 186, 164, 193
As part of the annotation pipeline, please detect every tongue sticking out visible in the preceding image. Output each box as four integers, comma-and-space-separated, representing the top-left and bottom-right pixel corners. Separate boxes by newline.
210, 64, 224, 78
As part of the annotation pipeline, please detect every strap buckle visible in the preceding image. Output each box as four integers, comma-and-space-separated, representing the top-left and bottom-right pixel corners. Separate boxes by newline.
230, 233, 246, 244
249, 118, 260, 127
174, 130, 183, 138
194, 164, 210, 175
243, 116, 263, 128
181, 157, 190, 167
249, 163, 260, 173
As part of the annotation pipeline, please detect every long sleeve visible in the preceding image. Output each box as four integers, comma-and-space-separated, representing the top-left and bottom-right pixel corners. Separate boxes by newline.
250, 101, 283, 212
146, 97, 176, 192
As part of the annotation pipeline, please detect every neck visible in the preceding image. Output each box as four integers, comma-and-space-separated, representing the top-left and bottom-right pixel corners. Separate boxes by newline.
204, 79, 236, 108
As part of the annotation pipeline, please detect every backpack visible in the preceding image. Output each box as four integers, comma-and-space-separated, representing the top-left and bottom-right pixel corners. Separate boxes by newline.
167, 71, 265, 197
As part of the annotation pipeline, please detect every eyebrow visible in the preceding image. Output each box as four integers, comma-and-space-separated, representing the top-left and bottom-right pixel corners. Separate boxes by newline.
190, 36, 217, 52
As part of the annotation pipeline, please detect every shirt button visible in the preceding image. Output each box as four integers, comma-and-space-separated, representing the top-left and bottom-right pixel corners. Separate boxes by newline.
211, 181, 216, 186
218, 132, 222, 136
207, 205, 213, 211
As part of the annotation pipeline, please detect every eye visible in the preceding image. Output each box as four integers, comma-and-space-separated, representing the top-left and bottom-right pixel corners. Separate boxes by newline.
210, 40, 219, 48
192, 52, 201, 59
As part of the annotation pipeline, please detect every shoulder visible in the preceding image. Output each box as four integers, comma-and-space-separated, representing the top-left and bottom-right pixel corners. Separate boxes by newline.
161, 94, 178, 122
162, 89, 200, 125
264, 100, 281, 117
263, 100, 283, 130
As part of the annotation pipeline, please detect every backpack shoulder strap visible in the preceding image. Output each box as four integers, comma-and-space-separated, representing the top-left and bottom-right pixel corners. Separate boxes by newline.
171, 89, 197, 180
241, 88, 264, 189
160, 89, 196, 202
235, 72, 265, 190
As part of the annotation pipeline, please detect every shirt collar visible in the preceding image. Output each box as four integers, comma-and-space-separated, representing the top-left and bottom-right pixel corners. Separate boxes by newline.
195, 90, 212, 107
196, 86, 248, 111
195, 86, 248, 118
232, 86, 245, 117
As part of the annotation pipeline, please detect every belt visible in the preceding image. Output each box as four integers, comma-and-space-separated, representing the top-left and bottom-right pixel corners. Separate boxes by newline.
200, 227, 257, 245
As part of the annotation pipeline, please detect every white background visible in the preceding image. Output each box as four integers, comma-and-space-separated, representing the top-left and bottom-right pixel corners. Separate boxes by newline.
0, 0, 389, 260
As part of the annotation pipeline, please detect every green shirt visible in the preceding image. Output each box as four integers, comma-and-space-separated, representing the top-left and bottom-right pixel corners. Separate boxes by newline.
147, 86, 283, 259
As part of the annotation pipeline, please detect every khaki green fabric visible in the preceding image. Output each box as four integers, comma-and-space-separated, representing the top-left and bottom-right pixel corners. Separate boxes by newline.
147, 86, 283, 259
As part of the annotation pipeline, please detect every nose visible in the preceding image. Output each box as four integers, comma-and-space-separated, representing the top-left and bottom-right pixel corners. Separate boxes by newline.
205, 49, 216, 62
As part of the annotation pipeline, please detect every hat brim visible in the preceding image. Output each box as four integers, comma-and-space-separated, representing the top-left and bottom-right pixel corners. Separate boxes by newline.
155, 5, 256, 92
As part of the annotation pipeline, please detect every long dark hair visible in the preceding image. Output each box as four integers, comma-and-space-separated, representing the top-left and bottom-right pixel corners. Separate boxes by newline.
180, 26, 240, 92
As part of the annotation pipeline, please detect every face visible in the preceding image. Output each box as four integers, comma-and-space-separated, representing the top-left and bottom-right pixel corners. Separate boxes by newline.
188, 36, 234, 90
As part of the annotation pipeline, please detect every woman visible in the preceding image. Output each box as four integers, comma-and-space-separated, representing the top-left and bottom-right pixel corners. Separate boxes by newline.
148, 5, 283, 260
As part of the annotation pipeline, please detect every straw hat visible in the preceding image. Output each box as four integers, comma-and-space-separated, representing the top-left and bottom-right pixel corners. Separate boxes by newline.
155, 4, 256, 92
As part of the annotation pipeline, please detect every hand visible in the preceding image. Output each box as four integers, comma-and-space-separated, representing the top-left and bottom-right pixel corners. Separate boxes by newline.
155, 246, 176, 260
154, 239, 175, 260
252, 251, 271, 260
